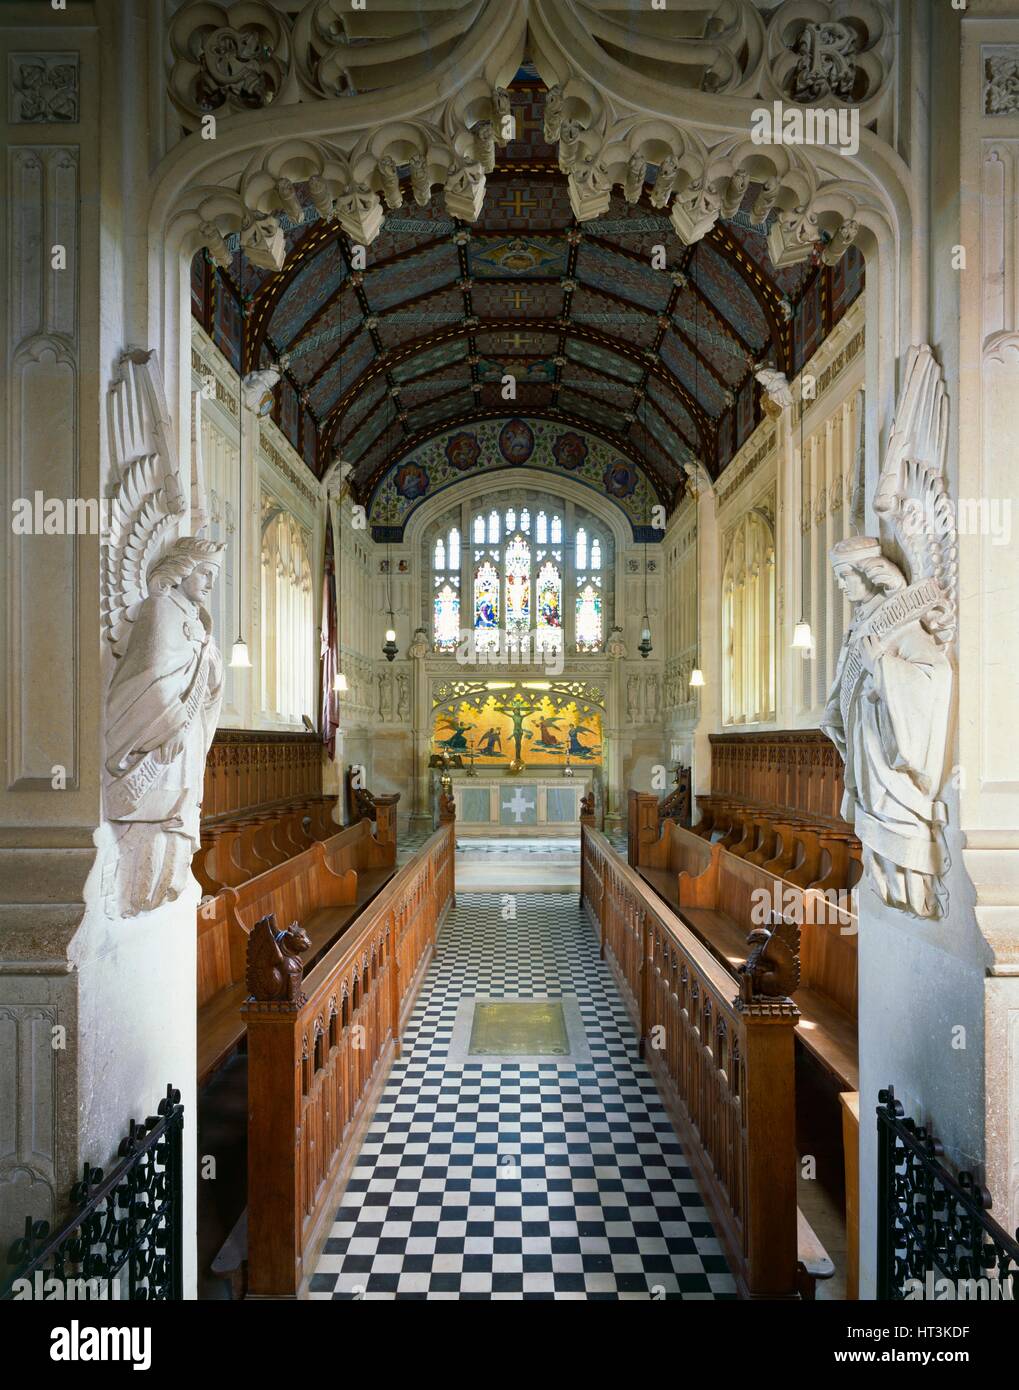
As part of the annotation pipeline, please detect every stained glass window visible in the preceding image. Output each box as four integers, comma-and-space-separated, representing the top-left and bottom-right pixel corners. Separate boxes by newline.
435, 504, 607, 654
474, 560, 500, 651
432, 527, 462, 648
576, 582, 602, 651
505, 535, 530, 635
576, 527, 587, 570
536, 561, 562, 651
434, 582, 459, 650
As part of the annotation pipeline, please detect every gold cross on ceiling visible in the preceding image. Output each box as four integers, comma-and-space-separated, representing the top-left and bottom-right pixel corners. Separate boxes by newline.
507, 287, 532, 311
499, 188, 539, 218
512, 108, 545, 144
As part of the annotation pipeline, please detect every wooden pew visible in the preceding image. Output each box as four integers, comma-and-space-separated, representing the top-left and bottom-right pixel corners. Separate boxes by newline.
583, 823, 832, 1299
197, 817, 399, 1086
630, 802, 858, 1094
244, 823, 455, 1298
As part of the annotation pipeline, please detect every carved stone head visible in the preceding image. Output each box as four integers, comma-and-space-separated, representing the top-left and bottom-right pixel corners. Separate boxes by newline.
830, 535, 906, 605
148, 536, 225, 605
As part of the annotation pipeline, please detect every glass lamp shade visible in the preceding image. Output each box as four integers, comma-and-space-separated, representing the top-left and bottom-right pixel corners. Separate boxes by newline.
333, 671, 348, 693
637, 619, 653, 660
792, 619, 813, 650
385, 628, 396, 643
689, 667, 706, 688
228, 636, 252, 669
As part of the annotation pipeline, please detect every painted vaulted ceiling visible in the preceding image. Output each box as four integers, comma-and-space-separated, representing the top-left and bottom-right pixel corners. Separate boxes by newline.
190, 66, 864, 527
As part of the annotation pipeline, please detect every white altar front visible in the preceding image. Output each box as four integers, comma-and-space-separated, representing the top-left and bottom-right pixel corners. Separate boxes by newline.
447, 775, 592, 836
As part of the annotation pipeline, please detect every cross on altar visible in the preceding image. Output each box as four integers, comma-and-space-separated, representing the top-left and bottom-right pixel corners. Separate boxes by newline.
499, 188, 538, 218
502, 788, 534, 823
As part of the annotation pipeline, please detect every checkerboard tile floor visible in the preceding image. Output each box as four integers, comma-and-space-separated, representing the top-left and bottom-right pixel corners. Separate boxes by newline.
308, 892, 736, 1301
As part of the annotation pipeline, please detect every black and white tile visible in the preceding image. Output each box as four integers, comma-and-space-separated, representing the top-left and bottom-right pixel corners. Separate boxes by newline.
309, 892, 736, 1300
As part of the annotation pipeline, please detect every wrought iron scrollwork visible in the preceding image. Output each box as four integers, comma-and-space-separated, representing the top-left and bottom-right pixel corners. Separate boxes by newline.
2, 1084, 184, 1301
877, 1085, 1019, 1300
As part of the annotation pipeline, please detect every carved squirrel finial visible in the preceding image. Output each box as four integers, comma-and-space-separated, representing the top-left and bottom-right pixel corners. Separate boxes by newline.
246, 913, 311, 1004
738, 919, 800, 1003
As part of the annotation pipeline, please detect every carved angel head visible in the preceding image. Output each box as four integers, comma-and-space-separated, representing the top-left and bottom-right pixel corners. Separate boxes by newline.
830, 535, 907, 605
148, 537, 225, 605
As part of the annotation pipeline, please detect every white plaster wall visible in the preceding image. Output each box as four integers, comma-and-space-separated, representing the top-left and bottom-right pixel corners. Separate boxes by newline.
71, 827, 198, 1296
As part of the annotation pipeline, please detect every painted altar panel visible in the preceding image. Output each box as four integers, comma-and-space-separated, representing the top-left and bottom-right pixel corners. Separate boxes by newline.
432, 693, 602, 767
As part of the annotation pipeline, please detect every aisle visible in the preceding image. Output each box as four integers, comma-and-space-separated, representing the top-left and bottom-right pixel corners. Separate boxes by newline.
308, 890, 736, 1300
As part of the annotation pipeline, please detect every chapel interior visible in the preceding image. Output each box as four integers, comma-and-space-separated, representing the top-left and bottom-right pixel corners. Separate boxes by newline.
2, 0, 1019, 1310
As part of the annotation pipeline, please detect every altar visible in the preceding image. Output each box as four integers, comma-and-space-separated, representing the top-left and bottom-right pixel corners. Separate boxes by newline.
439, 773, 594, 836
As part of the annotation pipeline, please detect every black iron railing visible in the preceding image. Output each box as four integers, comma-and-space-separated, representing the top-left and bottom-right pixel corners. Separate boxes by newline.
2, 1084, 183, 1301
877, 1085, 1019, 1300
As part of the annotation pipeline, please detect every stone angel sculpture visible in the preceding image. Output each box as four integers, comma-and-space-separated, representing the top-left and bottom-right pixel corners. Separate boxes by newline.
102, 351, 226, 916
821, 345, 955, 919
755, 367, 794, 418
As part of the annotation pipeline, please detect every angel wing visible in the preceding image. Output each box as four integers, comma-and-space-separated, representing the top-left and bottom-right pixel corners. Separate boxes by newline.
873, 345, 956, 644
755, 367, 794, 407
102, 351, 187, 657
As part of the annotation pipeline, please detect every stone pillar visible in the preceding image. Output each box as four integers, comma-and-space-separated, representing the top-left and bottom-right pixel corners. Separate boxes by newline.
0, 9, 199, 1295
690, 482, 720, 812
958, 2, 1019, 1240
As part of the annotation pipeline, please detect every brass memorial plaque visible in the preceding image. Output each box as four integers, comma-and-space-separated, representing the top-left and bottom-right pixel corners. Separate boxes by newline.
468, 1001, 569, 1056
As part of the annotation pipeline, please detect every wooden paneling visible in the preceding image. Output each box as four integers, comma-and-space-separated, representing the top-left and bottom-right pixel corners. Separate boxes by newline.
708, 730, 848, 827
243, 824, 455, 1298
202, 730, 324, 823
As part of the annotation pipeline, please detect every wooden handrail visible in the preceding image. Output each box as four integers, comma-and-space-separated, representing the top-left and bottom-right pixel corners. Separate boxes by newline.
582, 824, 801, 1299
243, 823, 455, 1298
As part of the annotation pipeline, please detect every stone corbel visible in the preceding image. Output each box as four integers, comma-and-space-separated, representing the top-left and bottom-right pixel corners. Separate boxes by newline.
444, 158, 486, 223
568, 152, 612, 222
767, 204, 821, 269
670, 177, 723, 246
334, 183, 384, 245
240, 211, 286, 271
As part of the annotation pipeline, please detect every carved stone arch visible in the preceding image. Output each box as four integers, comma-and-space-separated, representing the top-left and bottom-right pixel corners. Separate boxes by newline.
403, 463, 634, 558
146, 0, 916, 754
